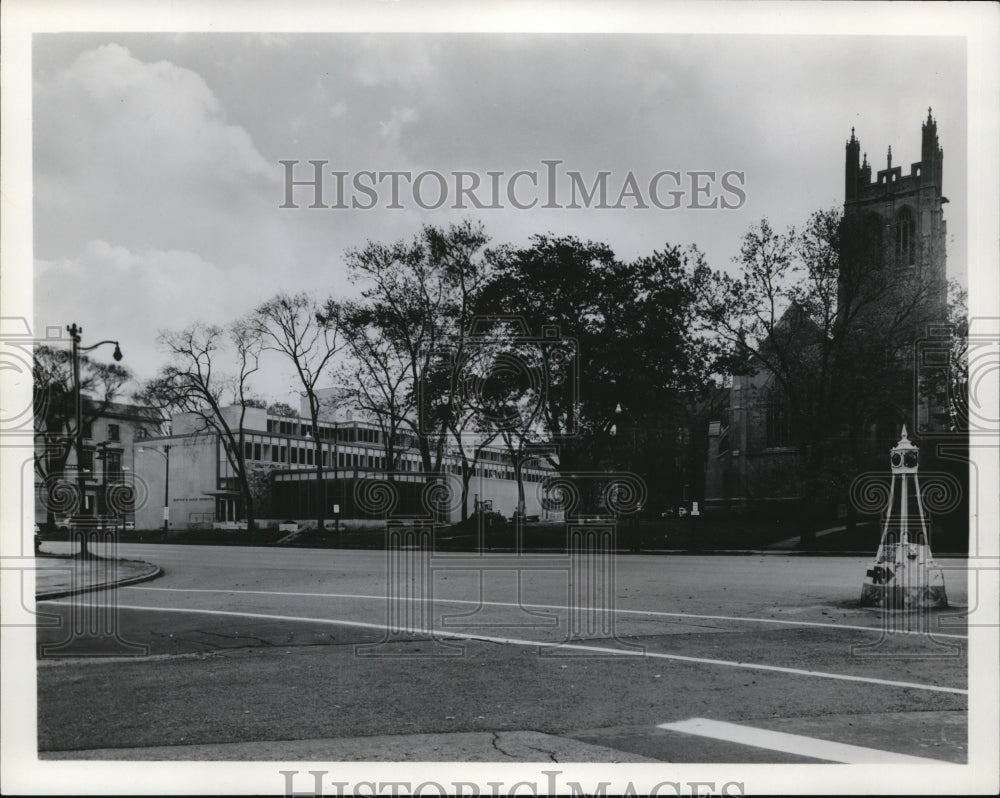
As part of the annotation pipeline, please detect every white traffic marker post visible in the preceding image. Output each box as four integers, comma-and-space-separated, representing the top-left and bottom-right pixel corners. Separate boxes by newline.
859, 426, 948, 609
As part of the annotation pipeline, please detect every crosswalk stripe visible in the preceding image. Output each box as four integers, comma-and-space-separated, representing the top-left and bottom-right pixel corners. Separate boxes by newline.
657, 717, 957, 764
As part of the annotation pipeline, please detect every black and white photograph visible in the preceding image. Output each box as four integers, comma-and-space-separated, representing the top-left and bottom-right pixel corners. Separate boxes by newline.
2, 1, 998, 795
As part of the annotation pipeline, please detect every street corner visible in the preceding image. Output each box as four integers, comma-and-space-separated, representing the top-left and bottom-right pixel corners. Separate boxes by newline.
34, 555, 162, 601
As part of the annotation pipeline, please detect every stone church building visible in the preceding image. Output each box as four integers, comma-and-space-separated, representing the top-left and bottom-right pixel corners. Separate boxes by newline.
703, 110, 953, 520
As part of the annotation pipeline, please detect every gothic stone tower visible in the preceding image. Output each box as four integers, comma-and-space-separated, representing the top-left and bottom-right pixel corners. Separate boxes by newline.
843, 108, 948, 301
841, 109, 949, 434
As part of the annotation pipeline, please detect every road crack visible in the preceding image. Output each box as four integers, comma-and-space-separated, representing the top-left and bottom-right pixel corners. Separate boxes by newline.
490, 732, 516, 759
490, 732, 559, 762
523, 740, 560, 762
192, 629, 276, 647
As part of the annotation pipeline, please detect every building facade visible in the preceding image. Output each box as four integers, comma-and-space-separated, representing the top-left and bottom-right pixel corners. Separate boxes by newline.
133, 402, 557, 531
35, 399, 165, 528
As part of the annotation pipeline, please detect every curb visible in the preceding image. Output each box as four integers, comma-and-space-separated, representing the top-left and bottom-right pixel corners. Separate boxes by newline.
35, 561, 163, 602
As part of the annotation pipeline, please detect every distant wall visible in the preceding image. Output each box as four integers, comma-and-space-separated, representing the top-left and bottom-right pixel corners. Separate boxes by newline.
134, 436, 216, 530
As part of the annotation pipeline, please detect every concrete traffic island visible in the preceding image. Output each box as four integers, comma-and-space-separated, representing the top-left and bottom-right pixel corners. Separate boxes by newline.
34, 550, 162, 601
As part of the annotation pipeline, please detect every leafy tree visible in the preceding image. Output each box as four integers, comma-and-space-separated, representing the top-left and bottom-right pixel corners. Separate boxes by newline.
478, 235, 716, 511
919, 280, 968, 433
247, 461, 281, 519
693, 208, 949, 541
33, 344, 134, 531
266, 401, 299, 418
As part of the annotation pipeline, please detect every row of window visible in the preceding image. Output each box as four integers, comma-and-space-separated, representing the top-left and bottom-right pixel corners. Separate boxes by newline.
231, 437, 549, 482
469, 449, 546, 466
79, 422, 152, 442
263, 419, 415, 448
446, 463, 548, 482
81, 422, 119, 441
231, 437, 425, 472
262, 418, 558, 462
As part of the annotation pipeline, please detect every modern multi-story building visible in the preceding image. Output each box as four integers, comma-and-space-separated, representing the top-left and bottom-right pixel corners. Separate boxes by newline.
132, 401, 556, 531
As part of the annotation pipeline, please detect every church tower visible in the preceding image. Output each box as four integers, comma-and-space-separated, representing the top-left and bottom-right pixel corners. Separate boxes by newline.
841, 110, 950, 434
842, 109, 947, 303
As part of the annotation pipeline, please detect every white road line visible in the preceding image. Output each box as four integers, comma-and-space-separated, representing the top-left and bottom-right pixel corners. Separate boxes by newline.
125, 586, 969, 640
50, 599, 968, 696
656, 717, 958, 764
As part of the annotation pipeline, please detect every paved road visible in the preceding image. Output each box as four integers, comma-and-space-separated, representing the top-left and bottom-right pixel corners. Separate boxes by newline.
36, 543, 969, 764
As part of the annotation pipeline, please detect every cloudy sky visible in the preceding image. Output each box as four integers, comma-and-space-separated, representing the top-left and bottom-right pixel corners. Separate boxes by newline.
31, 31, 968, 403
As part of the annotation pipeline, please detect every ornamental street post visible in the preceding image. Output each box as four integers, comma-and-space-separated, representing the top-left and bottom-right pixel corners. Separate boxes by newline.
859, 426, 948, 609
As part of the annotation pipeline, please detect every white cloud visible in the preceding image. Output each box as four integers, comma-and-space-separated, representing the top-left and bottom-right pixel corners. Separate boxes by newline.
34, 241, 267, 385
33, 43, 280, 264
353, 36, 440, 88
378, 106, 418, 143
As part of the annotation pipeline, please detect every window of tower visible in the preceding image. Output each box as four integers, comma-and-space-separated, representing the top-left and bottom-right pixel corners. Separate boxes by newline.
896, 207, 915, 266
840, 212, 884, 273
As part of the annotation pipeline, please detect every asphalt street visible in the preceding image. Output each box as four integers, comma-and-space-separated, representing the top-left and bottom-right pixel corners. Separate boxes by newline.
35, 543, 969, 763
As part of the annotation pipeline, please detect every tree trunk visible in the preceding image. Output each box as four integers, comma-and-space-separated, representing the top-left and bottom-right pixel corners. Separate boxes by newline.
237, 470, 256, 544
460, 465, 471, 524
515, 461, 525, 518
314, 450, 325, 532
798, 440, 823, 549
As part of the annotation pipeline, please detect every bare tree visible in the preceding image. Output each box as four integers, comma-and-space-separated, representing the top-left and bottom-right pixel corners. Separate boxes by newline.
137, 321, 262, 536
473, 340, 557, 520
333, 299, 414, 477
342, 220, 492, 478
255, 292, 344, 532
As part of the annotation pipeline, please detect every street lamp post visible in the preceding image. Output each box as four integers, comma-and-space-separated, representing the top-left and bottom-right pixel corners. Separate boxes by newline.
138, 445, 170, 537
67, 323, 122, 559
305, 428, 339, 538
332, 422, 340, 539
612, 401, 640, 552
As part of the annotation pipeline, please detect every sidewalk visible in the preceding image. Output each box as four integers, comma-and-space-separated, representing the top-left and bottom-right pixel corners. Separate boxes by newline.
764, 524, 853, 551
34, 552, 161, 600
39, 730, 659, 762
